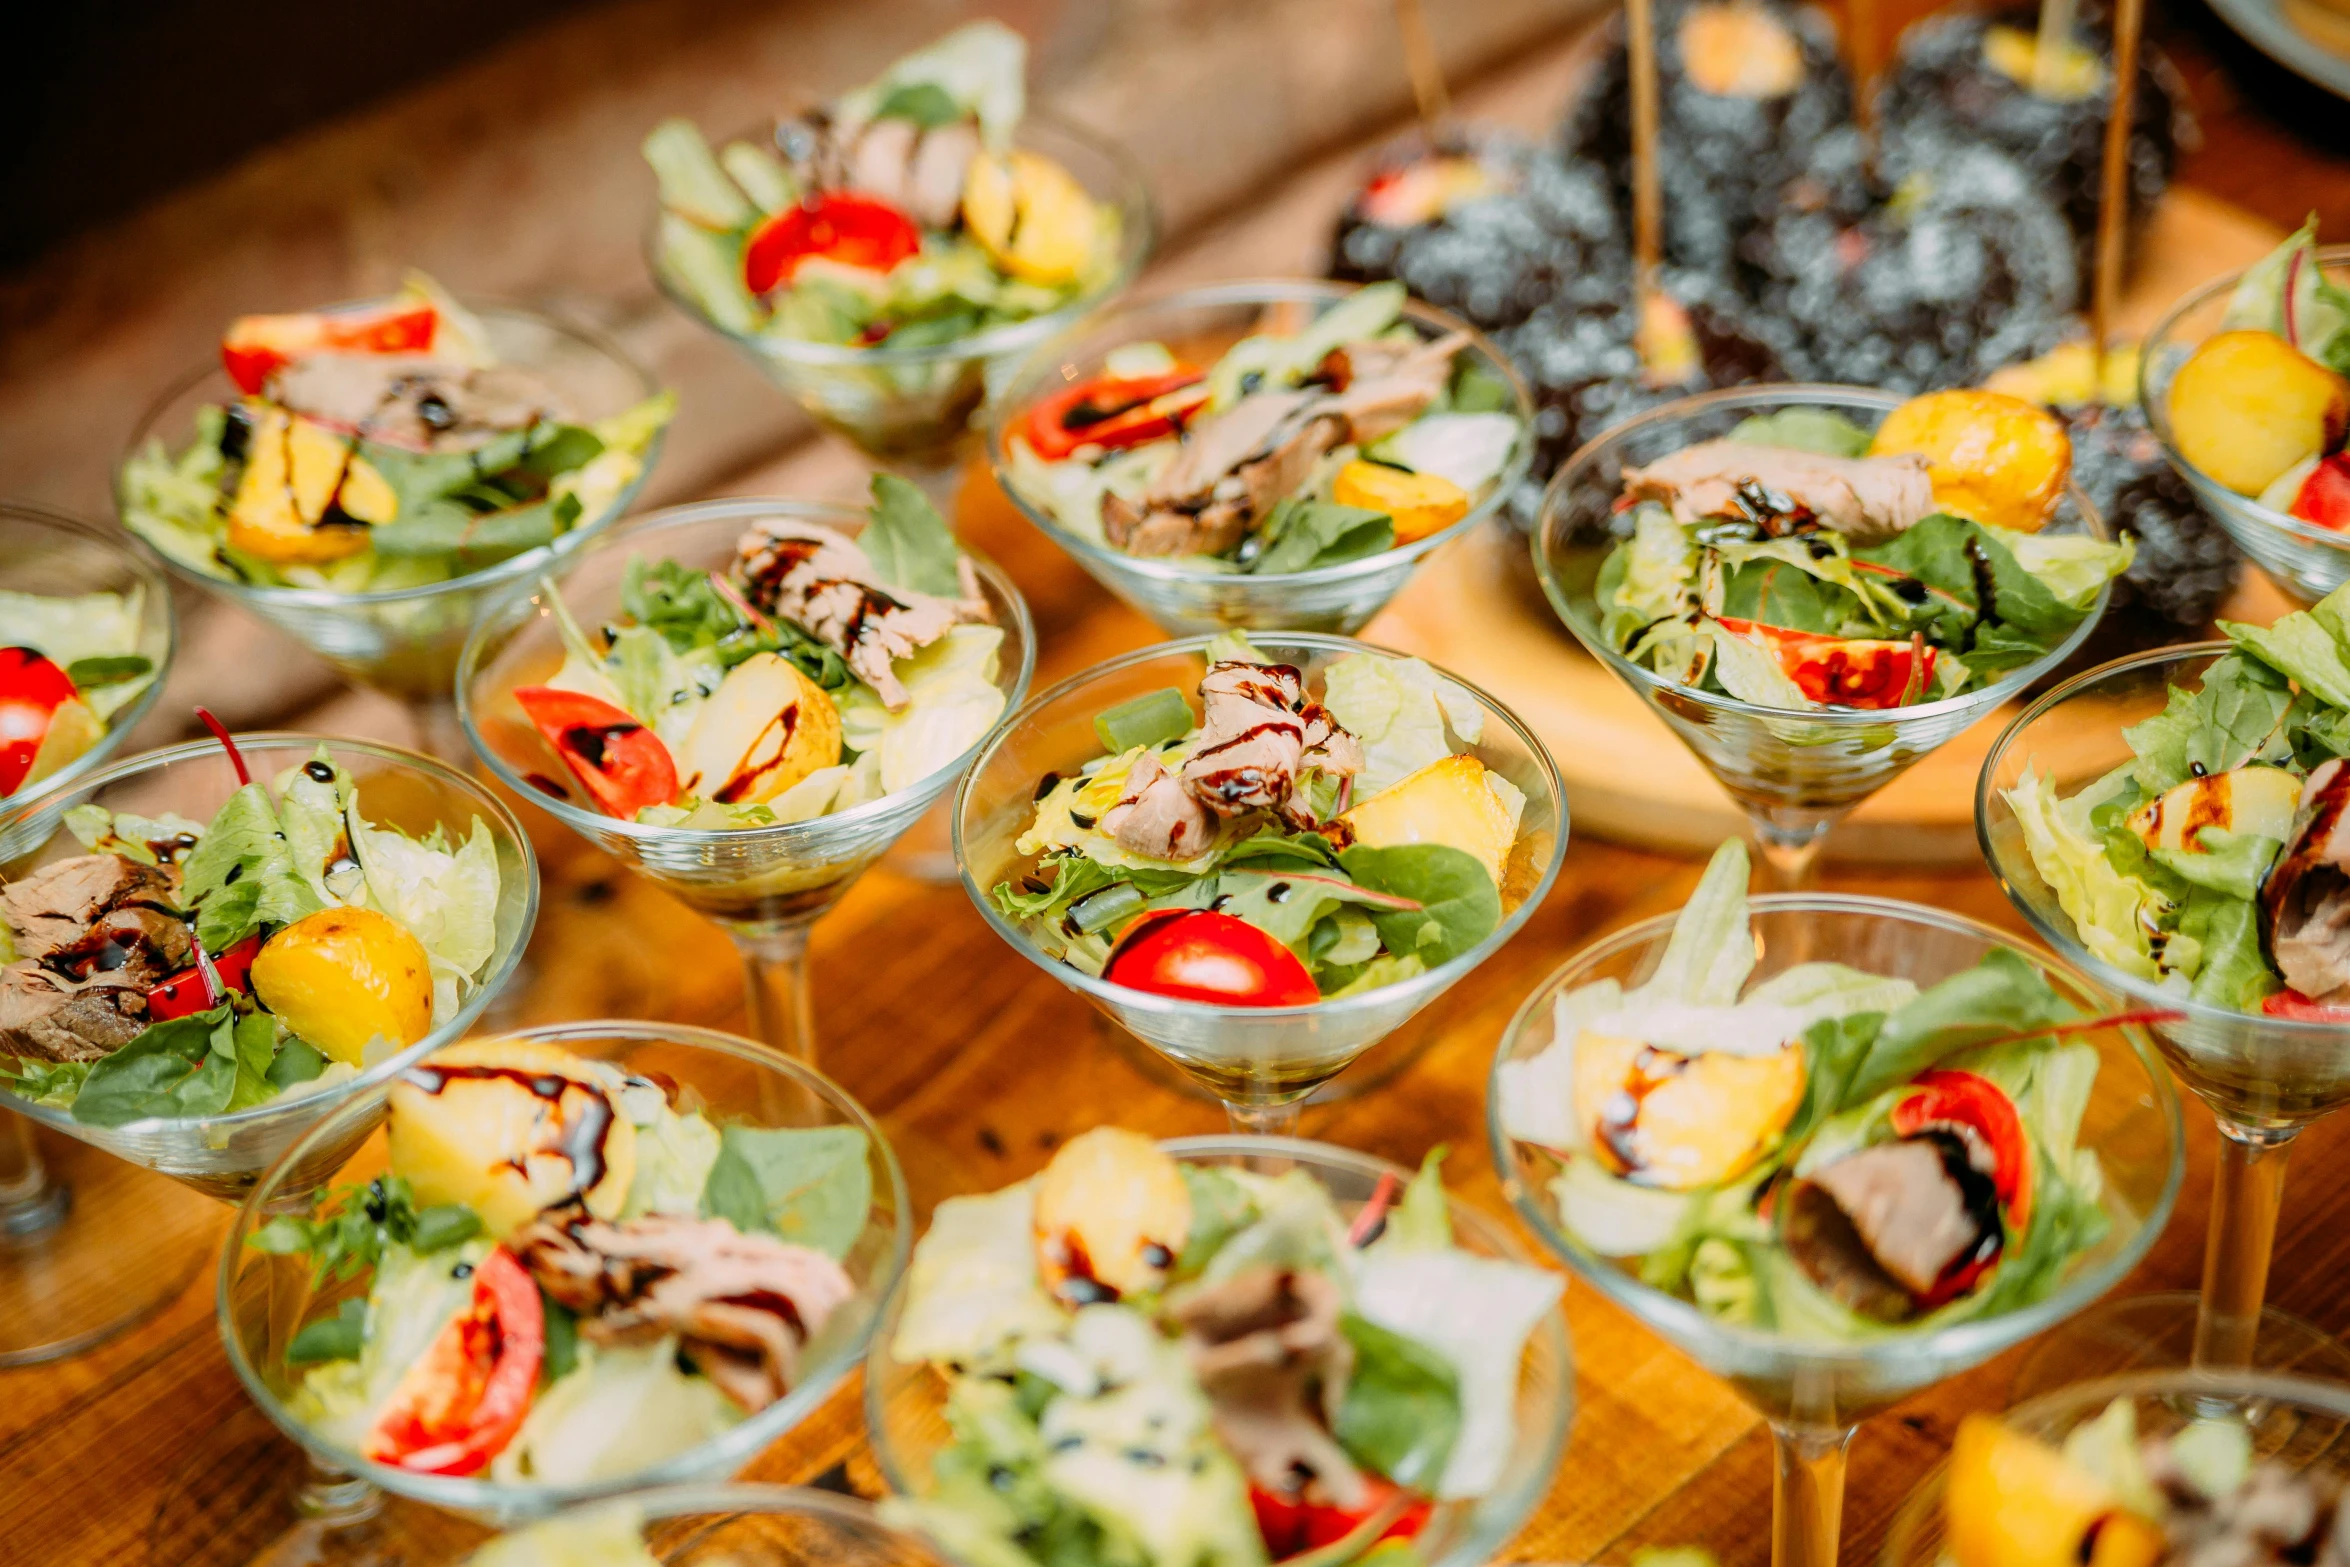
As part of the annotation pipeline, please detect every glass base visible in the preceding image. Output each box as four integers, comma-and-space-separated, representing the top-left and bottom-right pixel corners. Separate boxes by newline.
150, 1402, 490, 1567
1090, 1011, 1433, 1114
0, 1124, 219, 1366
2007, 1290, 2350, 1401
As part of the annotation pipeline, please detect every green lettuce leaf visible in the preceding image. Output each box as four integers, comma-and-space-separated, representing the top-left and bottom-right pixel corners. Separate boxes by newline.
699, 1124, 871, 1259
2151, 827, 2283, 902
2224, 582, 2350, 712
1320, 652, 1485, 798
1725, 408, 1873, 457
2121, 651, 2295, 795
180, 783, 325, 952
861, 474, 964, 597
1334, 1313, 1462, 1492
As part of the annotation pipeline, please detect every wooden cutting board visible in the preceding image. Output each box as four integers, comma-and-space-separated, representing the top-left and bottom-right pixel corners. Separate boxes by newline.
1367, 188, 2300, 865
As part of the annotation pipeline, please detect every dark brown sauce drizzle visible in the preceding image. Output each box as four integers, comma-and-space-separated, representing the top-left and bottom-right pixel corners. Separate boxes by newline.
713, 705, 803, 804
402, 1063, 617, 1195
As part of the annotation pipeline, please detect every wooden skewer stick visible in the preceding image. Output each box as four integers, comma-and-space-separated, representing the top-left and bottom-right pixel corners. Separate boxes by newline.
1848, 0, 1883, 136
1393, 0, 1451, 137
2090, 0, 2147, 389
1627, 0, 1664, 303
2034, 0, 2083, 98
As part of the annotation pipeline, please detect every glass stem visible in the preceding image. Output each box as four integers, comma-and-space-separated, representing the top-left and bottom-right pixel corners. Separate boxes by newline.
2194, 1119, 2298, 1368
1748, 806, 1838, 891
1770, 1422, 1853, 1567
293, 1455, 382, 1527
732, 921, 818, 1065
0, 1112, 67, 1240
408, 695, 474, 768
1225, 1098, 1303, 1138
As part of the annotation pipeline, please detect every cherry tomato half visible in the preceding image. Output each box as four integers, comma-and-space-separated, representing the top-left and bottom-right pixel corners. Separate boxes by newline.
742, 193, 923, 295
2292, 455, 2350, 531
0, 647, 77, 797
2261, 989, 2350, 1022
1249, 1477, 1431, 1560
1103, 909, 1320, 1007
1714, 617, 1934, 710
146, 935, 262, 1022
221, 303, 439, 395
513, 685, 680, 820
365, 1246, 543, 1475
1021, 369, 1206, 461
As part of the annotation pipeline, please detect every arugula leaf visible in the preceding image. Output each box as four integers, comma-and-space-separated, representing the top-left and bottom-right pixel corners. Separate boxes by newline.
1334, 1312, 1462, 1492
699, 1125, 871, 1259
862, 474, 964, 597
1248, 498, 1394, 575
2121, 652, 2294, 795
286, 1298, 367, 1365
1785, 1010, 1888, 1146
1340, 844, 1501, 966
178, 782, 323, 951
246, 1174, 480, 1286
1841, 948, 2077, 1106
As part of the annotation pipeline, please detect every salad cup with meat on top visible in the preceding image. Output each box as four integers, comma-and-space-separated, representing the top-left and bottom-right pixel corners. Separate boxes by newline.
992, 280, 1533, 634
954, 631, 1563, 1130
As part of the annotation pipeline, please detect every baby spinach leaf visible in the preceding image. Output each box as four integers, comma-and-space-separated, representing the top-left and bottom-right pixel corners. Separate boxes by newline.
1218, 869, 1417, 952
71, 1005, 240, 1126
1335, 1313, 1461, 1492
1716, 558, 1851, 635
539, 1296, 580, 1382
862, 474, 963, 597
285, 1298, 367, 1365
1841, 947, 2077, 1106
265, 1037, 328, 1091
700, 1125, 872, 1259
1216, 831, 1342, 872
1339, 844, 1501, 966
1248, 499, 1394, 576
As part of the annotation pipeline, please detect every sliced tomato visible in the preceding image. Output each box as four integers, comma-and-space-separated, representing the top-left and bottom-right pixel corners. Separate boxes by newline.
1021, 369, 1207, 460
147, 935, 262, 1021
1890, 1068, 2032, 1306
0, 647, 78, 797
2291, 455, 2350, 531
221, 303, 439, 395
1714, 617, 1934, 710
512, 686, 679, 819
365, 1246, 543, 1476
2261, 989, 2350, 1021
1104, 909, 1320, 1007
742, 193, 922, 295
1249, 1477, 1431, 1560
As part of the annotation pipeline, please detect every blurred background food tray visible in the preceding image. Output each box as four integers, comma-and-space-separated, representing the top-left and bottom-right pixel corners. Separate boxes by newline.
2208, 0, 2350, 98
1368, 186, 2299, 865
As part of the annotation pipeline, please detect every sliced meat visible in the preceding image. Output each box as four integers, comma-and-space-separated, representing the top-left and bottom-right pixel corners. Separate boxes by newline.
1622, 441, 1937, 541
1319, 330, 1470, 444
1168, 1265, 1364, 1509
0, 855, 179, 963
2265, 760, 2350, 1004
0, 966, 149, 1064
776, 111, 979, 231
1179, 661, 1362, 826
268, 355, 564, 453
1101, 492, 1252, 559
1099, 750, 1217, 862
1103, 394, 1336, 560
733, 518, 979, 710
1783, 1133, 1999, 1318
512, 1211, 857, 1414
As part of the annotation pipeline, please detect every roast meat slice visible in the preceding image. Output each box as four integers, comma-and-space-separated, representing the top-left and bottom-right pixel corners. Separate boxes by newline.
1622, 441, 1937, 541
733, 518, 981, 710
1099, 749, 1216, 862
2264, 759, 2350, 1004
0, 855, 179, 963
1178, 660, 1362, 825
0, 967, 149, 1064
1320, 330, 1470, 444
1168, 1265, 1365, 1509
1783, 1133, 1996, 1319
268, 355, 565, 453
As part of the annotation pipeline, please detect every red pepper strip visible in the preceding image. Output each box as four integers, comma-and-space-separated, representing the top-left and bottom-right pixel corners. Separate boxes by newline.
1713, 618, 1935, 711
0, 646, 77, 796
365, 1247, 544, 1476
1021, 369, 1206, 461
196, 707, 251, 786
1346, 1172, 1403, 1247
1250, 1477, 1430, 1562
512, 685, 679, 819
147, 935, 261, 1022
2261, 989, 2350, 1021
2291, 456, 2350, 531
221, 303, 439, 395
742, 193, 922, 295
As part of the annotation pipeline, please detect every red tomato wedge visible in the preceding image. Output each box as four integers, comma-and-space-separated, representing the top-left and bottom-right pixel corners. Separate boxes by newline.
1104, 909, 1320, 1007
221, 303, 440, 395
742, 193, 923, 295
2291, 455, 2350, 531
1249, 1477, 1431, 1560
512, 686, 679, 820
146, 935, 262, 1022
2261, 989, 2350, 1022
0, 647, 78, 797
1713, 617, 1934, 709
365, 1247, 543, 1476
1889, 1068, 2032, 1306
1021, 369, 1207, 461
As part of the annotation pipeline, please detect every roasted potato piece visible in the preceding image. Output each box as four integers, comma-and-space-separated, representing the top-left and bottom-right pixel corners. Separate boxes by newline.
676, 652, 842, 806
1032, 1127, 1192, 1301
1870, 388, 2071, 533
2166, 330, 2350, 497
1332, 460, 1472, 543
251, 906, 434, 1066
226, 406, 398, 564
387, 1039, 638, 1236
963, 151, 1099, 286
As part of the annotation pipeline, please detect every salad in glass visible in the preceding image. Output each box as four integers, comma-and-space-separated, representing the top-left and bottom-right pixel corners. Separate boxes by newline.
1, 728, 505, 1124
1001, 281, 1523, 575
878, 1127, 1564, 1567
119, 273, 674, 596
990, 635, 1532, 1005
1498, 838, 2140, 1335
512, 477, 1010, 830
253, 1035, 877, 1483
1, 583, 160, 799
1593, 387, 2131, 710
2003, 581, 2350, 1020
647, 23, 1124, 355
2157, 222, 2350, 530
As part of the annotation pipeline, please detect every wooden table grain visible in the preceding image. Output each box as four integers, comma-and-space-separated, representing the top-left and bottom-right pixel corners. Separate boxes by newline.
11, 6, 2350, 1566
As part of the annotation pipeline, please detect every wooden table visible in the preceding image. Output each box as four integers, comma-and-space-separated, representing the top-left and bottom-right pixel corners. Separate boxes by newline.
12, 6, 2350, 1566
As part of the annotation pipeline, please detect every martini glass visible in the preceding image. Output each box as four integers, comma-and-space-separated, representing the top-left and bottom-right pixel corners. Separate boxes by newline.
650, 113, 1154, 504
953, 633, 1566, 1134
1533, 384, 2114, 890
455, 1485, 954, 1566
458, 498, 1035, 1063
0, 735, 535, 1368
1979, 644, 2350, 1382
1881, 1369, 2350, 1567
2141, 247, 2350, 607
203, 1020, 910, 1567
1490, 896, 2184, 1567
120, 295, 665, 761
867, 1134, 1574, 1567
988, 279, 1535, 635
